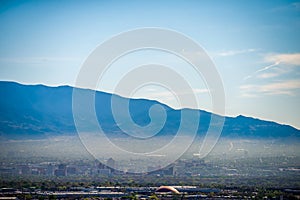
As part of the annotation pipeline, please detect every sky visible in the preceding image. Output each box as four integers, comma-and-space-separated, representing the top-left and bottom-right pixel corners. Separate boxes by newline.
0, 0, 300, 129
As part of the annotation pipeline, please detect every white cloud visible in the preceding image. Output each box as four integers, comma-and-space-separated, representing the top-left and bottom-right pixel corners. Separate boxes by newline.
265, 53, 300, 66
259, 81, 298, 95
257, 72, 280, 79
145, 88, 157, 92
192, 88, 210, 94
217, 49, 257, 57
256, 61, 281, 72
243, 53, 300, 81
141, 88, 210, 99
240, 93, 258, 98
0, 56, 80, 64
240, 80, 300, 97
243, 61, 280, 80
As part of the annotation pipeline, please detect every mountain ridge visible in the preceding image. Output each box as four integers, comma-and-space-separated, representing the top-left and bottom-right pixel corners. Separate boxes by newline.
0, 81, 299, 139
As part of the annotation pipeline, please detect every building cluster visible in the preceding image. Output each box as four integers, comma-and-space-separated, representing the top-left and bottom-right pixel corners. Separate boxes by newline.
0, 158, 213, 177
0, 158, 118, 177
0, 163, 76, 177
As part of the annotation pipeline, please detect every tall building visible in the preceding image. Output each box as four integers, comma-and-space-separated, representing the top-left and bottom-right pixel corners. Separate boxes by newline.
46, 164, 54, 176
66, 166, 77, 175
107, 158, 116, 169
98, 162, 106, 169
20, 165, 30, 175
54, 164, 66, 176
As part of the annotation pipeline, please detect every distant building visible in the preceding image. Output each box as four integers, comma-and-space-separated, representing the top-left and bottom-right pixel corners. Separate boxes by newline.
162, 166, 174, 175
98, 162, 106, 169
0, 167, 16, 175
31, 169, 39, 175
54, 164, 66, 176
66, 166, 77, 175
37, 167, 46, 175
54, 169, 66, 176
98, 168, 111, 175
46, 164, 54, 175
20, 165, 30, 175
148, 165, 174, 176
58, 164, 66, 170
107, 158, 116, 169
147, 166, 158, 172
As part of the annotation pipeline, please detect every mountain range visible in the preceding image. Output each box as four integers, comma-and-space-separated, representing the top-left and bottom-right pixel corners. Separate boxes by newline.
0, 81, 299, 139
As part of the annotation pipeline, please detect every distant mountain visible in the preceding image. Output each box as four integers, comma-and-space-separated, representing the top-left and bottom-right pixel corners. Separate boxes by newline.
0, 81, 299, 139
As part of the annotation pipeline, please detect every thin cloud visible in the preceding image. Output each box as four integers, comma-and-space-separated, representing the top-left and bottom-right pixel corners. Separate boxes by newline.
142, 88, 210, 98
131, 88, 210, 105
0, 56, 80, 64
192, 88, 210, 94
243, 61, 280, 80
243, 53, 300, 81
261, 80, 300, 94
217, 48, 257, 57
257, 72, 280, 79
256, 61, 281, 72
240, 93, 259, 98
240, 80, 300, 97
265, 53, 300, 66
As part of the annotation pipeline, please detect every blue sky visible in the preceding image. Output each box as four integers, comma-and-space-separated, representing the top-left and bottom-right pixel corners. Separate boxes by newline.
0, 0, 300, 129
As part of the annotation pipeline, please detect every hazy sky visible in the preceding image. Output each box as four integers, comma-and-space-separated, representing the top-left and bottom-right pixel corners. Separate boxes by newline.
0, 0, 300, 129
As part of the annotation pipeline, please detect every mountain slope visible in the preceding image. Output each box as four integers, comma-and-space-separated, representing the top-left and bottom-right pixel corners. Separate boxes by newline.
0, 81, 299, 139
